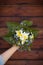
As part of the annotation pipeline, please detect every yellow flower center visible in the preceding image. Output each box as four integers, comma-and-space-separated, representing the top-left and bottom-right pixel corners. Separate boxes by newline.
24, 35, 28, 40
16, 30, 29, 45
18, 32, 22, 37
16, 30, 22, 37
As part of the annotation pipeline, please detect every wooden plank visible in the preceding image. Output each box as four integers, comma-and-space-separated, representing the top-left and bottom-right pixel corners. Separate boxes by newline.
0, 27, 43, 38
0, 17, 43, 27
5, 60, 43, 65
0, 38, 43, 49
0, 27, 43, 49
0, 50, 43, 60
0, 39, 11, 48
0, 5, 43, 16
6, 50, 43, 60
0, 0, 43, 5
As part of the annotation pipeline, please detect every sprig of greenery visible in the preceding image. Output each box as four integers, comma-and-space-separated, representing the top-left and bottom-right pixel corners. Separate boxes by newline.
3, 20, 38, 51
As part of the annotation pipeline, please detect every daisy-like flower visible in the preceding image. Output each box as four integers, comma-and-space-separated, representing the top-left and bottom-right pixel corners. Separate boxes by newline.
15, 30, 23, 37
20, 32, 29, 44
15, 29, 29, 45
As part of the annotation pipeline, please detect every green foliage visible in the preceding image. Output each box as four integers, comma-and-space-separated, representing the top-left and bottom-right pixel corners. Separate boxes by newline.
3, 20, 38, 51
3, 35, 15, 45
20, 20, 33, 27
7, 22, 19, 33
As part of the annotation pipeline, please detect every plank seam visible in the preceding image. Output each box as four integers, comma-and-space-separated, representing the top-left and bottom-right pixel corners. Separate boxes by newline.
0, 16, 43, 17
0, 48, 43, 50
0, 4, 43, 6
9, 59, 43, 61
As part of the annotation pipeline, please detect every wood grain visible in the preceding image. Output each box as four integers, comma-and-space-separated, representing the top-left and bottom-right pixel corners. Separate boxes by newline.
0, 27, 43, 38
0, 17, 43, 27
5, 60, 43, 65
0, 38, 43, 49
0, 1, 43, 65
0, 5, 43, 16
0, 0, 43, 5
6, 50, 43, 60
0, 49, 43, 60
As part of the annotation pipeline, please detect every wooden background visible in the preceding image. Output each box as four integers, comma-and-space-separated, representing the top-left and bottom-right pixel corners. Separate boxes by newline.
0, 0, 43, 65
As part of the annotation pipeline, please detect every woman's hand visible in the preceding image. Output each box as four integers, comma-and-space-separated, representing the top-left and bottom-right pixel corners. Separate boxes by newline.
1, 45, 19, 64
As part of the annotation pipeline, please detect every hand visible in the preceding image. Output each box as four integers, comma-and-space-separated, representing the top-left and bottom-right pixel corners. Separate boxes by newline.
1, 45, 19, 64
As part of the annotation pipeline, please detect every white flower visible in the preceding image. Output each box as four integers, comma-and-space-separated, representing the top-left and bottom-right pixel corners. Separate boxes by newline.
15, 30, 22, 37
15, 29, 29, 45
30, 32, 34, 39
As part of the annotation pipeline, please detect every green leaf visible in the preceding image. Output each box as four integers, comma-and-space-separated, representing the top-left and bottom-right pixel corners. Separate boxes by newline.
27, 28, 38, 38
4, 32, 13, 37
6, 22, 19, 33
3, 36, 15, 45
31, 29, 38, 38
20, 20, 33, 27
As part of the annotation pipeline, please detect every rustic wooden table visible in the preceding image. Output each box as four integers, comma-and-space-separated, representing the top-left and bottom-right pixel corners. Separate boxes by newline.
0, 0, 43, 65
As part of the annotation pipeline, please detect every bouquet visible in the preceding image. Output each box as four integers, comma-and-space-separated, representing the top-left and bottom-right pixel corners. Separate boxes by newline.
3, 20, 38, 51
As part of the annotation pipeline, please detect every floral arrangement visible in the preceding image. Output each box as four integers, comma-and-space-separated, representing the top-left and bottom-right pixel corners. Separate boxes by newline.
3, 20, 38, 51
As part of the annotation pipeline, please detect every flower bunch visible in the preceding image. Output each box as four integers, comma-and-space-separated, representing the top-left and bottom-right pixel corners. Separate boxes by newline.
14, 29, 34, 45
3, 20, 38, 51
